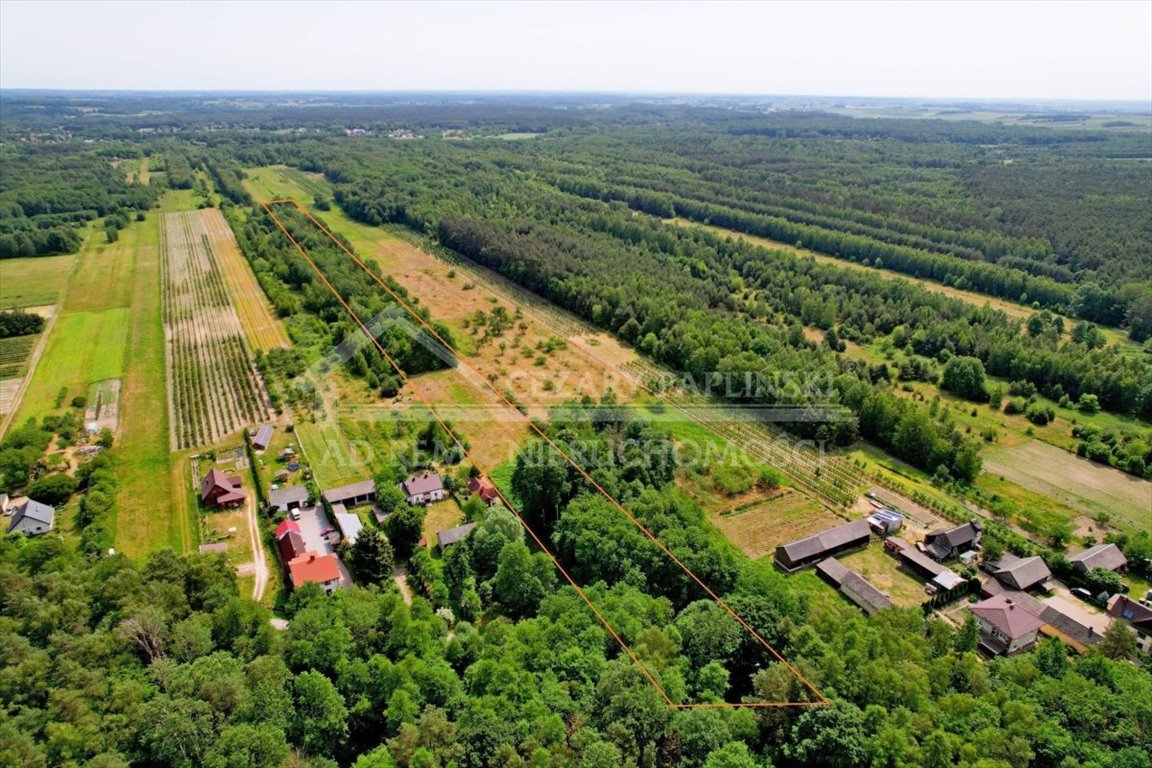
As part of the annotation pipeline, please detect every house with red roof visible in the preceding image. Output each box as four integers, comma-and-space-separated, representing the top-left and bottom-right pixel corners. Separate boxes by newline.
274, 519, 306, 566
467, 476, 498, 506
969, 594, 1046, 656
200, 468, 245, 508
287, 552, 343, 594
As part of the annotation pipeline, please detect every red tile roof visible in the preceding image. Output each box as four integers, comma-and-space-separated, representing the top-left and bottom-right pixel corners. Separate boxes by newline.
274, 518, 301, 540
288, 552, 342, 588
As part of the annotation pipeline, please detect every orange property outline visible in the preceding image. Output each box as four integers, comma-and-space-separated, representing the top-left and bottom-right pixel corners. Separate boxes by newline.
262, 199, 828, 709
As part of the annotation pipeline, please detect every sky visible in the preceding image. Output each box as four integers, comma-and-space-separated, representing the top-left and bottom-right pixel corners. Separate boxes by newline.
1, 1, 1150, 101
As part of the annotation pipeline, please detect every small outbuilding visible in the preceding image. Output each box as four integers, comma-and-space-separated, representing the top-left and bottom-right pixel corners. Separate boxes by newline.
323, 479, 377, 508
252, 424, 275, 451
269, 485, 309, 514
436, 522, 478, 551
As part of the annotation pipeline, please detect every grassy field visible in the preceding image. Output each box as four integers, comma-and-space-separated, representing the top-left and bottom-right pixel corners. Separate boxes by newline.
839, 545, 927, 609
982, 441, 1151, 530
0, 253, 77, 310
710, 488, 843, 559
422, 497, 466, 549
112, 206, 185, 558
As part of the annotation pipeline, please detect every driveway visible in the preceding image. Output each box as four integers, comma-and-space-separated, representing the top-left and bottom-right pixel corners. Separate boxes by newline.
296, 505, 337, 554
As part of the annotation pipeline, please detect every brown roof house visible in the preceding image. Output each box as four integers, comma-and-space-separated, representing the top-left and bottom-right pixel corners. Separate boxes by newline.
986, 554, 1053, 592
775, 519, 872, 572
200, 469, 245, 508
923, 520, 982, 561
969, 594, 1046, 656
1070, 543, 1128, 575
401, 471, 445, 506
274, 519, 307, 566
1107, 594, 1152, 655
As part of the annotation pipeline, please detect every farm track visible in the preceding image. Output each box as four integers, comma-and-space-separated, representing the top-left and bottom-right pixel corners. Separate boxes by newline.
160, 211, 273, 449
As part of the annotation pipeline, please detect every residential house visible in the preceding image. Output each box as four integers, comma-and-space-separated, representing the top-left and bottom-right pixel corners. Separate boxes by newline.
923, 520, 982, 561
467, 476, 499, 506
1107, 594, 1152, 654
322, 479, 377, 508
816, 557, 894, 614
986, 554, 1053, 592
1070, 543, 1128, 575
274, 519, 307, 565
6, 499, 55, 536
981, 578, 1102, 652
252, 424, 275, 451
774, 519, 872, 571
269, 485, 309, 514
200, 468, 245, 508
287, 552, 343, 594
969, 594, 1046, 656
437, 522, 478, 551
401, 471, 445, 506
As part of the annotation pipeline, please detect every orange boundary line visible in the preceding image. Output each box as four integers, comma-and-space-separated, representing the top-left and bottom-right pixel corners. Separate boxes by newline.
263, 200, 827, 708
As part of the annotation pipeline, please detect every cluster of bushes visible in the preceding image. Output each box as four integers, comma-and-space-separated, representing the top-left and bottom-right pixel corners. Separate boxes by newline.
0, 309, 44, 338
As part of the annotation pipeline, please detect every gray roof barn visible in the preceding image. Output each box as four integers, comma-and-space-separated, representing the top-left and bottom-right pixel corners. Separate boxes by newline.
323, 480, 377, 506
775, 519, 872, 571
7, 499, 55, 536
988, 554, 1053, 592
436, 522, 478, 550
269, 485, 309, 511
816, 558, 894, 614
1070, 543, 1128, 574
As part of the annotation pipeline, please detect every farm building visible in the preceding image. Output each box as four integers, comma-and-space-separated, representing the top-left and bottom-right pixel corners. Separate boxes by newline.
1106, 595, 1152, 654
1070, 543, 1127, 575
6, 499, 55, 536
986, 554, 1053, 592
866, 509, 903, 535
886, 537, 966, 592
816, 558, 893, 614
774, 519, 871, 572
252, 424, 275, 451
969, 595, 1046, 656
467, 476, 499, 506
275, 519, 307, 565
923, 520, 982, 561
200, 468, 245, 508
269, 485, 309, 513
323, 479, 377, 508
287, 552, 343, 594
334, 510, 363, 546
401, 471, 445, 505
437, 522, 478, 551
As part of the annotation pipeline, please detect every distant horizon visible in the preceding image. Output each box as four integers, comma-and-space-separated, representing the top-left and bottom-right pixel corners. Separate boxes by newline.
1, 88, 1149, 111
2, 1, 1149, 100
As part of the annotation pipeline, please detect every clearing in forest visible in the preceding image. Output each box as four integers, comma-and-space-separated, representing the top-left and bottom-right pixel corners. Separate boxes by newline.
982, 441, 1152, 530
200, 208, 291, 351
160, 210, 273, 449
709, 488, 845, 560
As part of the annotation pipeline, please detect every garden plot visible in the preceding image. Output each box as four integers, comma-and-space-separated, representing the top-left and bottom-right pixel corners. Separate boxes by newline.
161, 211, 272, 449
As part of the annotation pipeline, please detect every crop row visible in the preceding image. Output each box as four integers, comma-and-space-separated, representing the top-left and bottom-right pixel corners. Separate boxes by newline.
160, 211, 272, 449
